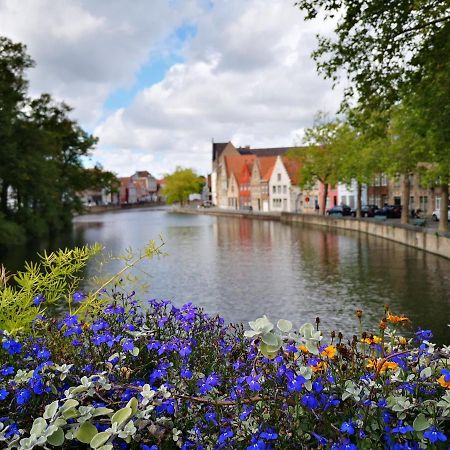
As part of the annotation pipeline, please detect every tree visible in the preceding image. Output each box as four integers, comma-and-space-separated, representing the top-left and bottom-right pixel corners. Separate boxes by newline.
288, 115, 341, 215
295, 1, 450, 228
163, 167, 202, 206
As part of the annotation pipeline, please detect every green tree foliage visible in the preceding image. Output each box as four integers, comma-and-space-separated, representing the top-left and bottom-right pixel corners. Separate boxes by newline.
0, 36, 115, 245
295, 0, 450, 228
289, 114, 341, 214
162, 167, 203, 205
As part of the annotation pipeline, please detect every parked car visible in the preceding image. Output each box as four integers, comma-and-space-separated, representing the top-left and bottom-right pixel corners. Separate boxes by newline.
374, 205, 402, 219
326, 205, 352, 216
432, 205, 450, 221
198, 201, 212, 208
351, 204, 379, 217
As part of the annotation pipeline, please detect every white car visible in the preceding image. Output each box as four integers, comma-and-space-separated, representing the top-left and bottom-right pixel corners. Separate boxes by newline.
432, 205, 450, 221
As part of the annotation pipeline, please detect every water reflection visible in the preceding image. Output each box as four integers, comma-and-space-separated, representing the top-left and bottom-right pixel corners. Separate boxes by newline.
1, 209, 449, 344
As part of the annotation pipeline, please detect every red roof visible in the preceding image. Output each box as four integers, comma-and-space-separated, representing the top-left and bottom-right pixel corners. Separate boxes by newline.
225, 155, 256, 184
255, 156, 277, 181
282, 156, 301, 185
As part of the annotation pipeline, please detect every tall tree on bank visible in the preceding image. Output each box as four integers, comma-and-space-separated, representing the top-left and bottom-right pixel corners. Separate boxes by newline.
295, 0, 450, 228
0, 36, 114, 245
0, 37, 33, 214
289, 115, 341, 215
163, 167, 202, 206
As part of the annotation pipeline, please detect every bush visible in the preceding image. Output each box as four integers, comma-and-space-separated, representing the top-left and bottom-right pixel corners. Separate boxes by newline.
0, 249, 449, 449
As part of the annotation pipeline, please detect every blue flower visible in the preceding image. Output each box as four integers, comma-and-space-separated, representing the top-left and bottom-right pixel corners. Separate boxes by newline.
423, 427, 447, 443
72, 292, 86, 303
246, 375, 262, 392
0, 389, 8, 400
259, 429, 278, 440
4, 423, 19, 439
311, 432, 327, 445
415, 328, 433, 342
441, 368, 450, 382
2, 339, 22, 355
217, 429, 234, 444
16, 389, 31, 406
239, 405, 253, 421
301, 394, 318, 409
287, 375, 305, 392
33, 294, 45, 306
122, 339, 134, 352
0, 366, 14, 376
205, 411, 217, 425
340, 421, 355, 435
392, 423, 414, 434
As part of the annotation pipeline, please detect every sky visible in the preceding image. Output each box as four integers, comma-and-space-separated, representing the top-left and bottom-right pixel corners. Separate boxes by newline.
0, 0, 342, 178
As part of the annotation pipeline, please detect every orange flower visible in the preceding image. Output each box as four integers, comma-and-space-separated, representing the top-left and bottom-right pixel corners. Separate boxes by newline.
320, 345, 336, 359
310, 361, 327, 373
438, 375, 450, 389
387, 313, 410, 325
299, 345, 309, 353
366, 359, 399, 374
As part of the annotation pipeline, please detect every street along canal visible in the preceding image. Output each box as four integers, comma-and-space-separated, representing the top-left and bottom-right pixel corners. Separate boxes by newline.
2, 207, 450, 344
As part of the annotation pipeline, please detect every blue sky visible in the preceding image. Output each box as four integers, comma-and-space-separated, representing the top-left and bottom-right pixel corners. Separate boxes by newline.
0, 0, 340, 177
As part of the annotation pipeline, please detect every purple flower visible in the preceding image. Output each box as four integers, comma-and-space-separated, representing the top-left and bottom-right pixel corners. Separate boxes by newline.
180, 367, 192, 379
179, 344, 192, 358
423, 427, 447, 443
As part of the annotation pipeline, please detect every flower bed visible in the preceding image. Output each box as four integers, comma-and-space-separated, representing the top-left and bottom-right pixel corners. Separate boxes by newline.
0, 291, 449, 449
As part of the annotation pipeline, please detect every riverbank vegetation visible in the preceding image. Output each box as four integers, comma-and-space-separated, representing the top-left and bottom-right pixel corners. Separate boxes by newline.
0, 245, 448, 449
0, 37, 117, 248
290, 1, 450, 230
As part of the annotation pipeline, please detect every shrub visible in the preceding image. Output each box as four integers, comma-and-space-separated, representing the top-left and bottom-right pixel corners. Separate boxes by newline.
0, 248, 449, 449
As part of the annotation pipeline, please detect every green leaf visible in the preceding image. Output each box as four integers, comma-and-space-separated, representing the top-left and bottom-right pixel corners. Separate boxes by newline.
30, 417, 47, 436
92, 407, 114, 417
132, 347, 139, 356
62, 407, 80, 420
90, 431, 112, 449
111, 407, 132, 426
75, 422, 98, 444
261, 332, 278, 346
126, 397, 138, 416
97, 446, 113, 450
44, 401, 59, 420
47, 428, 65, 446
413, 414, 430, 431
277, 319, 292, 333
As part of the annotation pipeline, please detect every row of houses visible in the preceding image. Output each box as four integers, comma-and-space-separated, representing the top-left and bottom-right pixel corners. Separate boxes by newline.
81, 171, 165, 207
211, 142, 446, 215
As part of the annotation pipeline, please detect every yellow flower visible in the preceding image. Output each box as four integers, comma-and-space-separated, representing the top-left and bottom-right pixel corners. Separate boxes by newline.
320, 345, 336, 359
438, 375, 450, 389
398, 337, 408, 345
361, 336, 382, 345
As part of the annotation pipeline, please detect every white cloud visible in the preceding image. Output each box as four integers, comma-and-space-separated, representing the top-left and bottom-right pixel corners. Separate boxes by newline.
1, 0, 343, 177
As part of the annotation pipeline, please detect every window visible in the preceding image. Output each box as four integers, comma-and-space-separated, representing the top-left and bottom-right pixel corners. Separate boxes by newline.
436, 197, 441, 210
410, 196, 415, 210
277, 186, 281, 194
419, 196, 428, 213
272, 185, 276, 194
283, 199, 287, 210
277, 173, 281, 181
283, 185, 287, 194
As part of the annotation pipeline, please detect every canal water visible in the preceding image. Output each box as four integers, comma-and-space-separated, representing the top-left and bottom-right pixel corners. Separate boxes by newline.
2, 208, 450, 344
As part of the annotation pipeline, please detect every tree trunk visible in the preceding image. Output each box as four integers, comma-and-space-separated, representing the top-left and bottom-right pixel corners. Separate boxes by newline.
1, 182, 9, 214
321, 183, 328, 215
439, 182, 449, 233
356, 181, 362, 218
401, 174, 410, 225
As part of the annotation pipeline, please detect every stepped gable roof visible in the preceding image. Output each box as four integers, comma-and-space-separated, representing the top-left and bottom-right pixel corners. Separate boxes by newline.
239, 146, 290, 157
225, 155, 256, 184
255, 156, 277, 181
282, 156, 301, 185
212, 142, 229, 161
